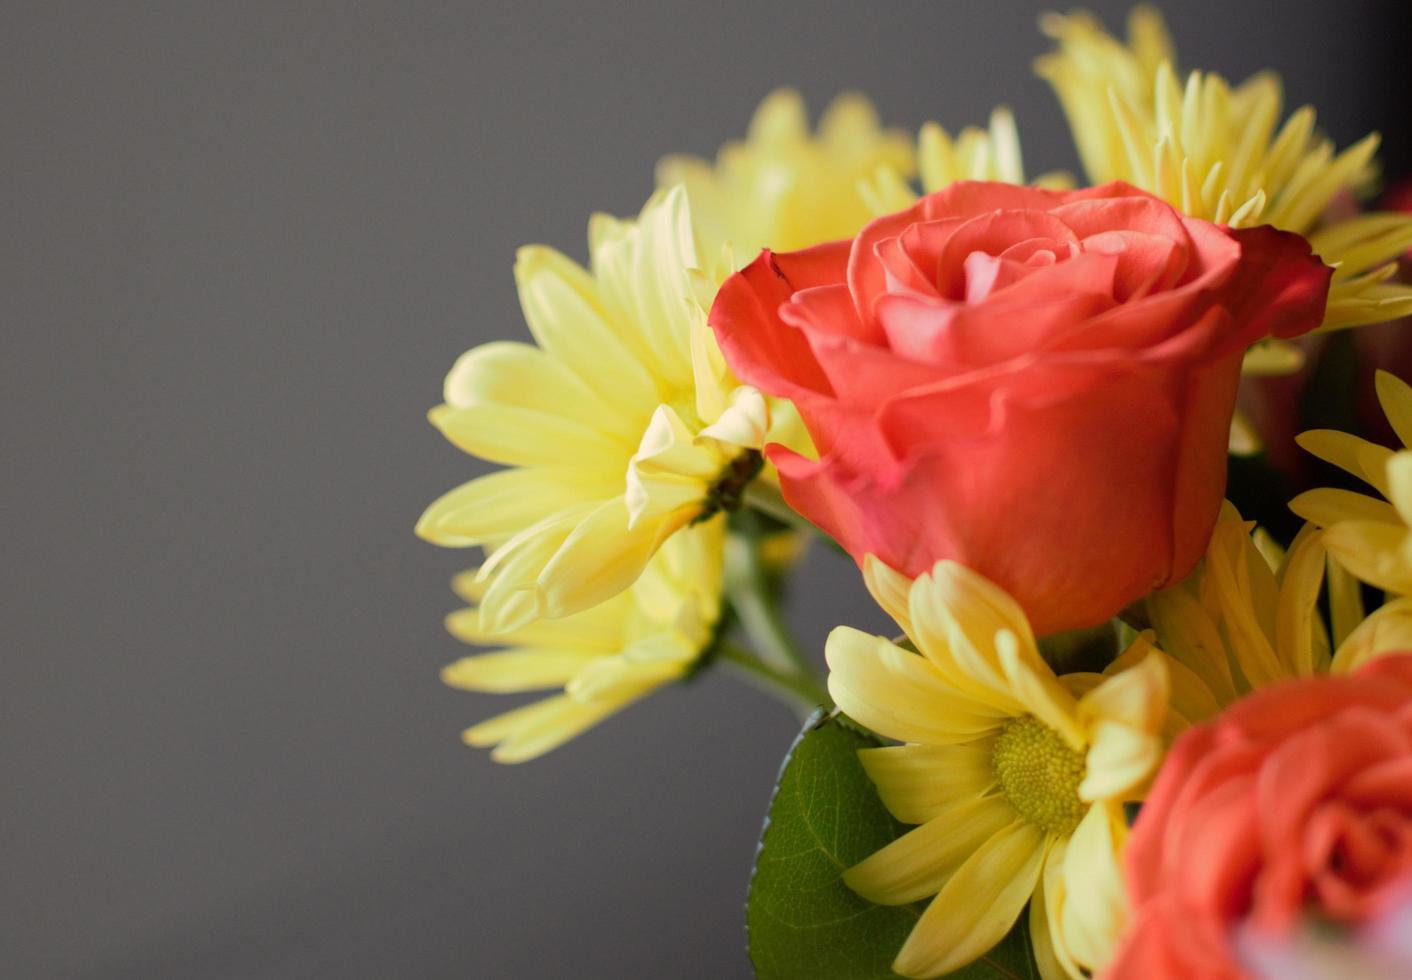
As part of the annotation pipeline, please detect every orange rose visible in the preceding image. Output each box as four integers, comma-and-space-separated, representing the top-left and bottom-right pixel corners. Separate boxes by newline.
710, 182, 1331, 635
1108, 654, 1412, 979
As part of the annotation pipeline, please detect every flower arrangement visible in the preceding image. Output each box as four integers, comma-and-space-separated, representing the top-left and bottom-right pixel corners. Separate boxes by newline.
419, 7, 1412, 978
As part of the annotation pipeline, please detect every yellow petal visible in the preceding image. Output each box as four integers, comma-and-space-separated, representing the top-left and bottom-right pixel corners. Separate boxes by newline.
1376, 370, 1412, 447
908, 561, 1034, 712
565, 650, 683, 702
858, 742, 998, 824
1058, 803, 1128, 972
1332, 596, 1412, 674
1079, 720, 1163, 801
892, 821, 1047, 979
1030, 849, 1082, 980
1290, 487, 1399, 527
445, 586, 629, 650
1296, 429, 1393, 496
825, 627, 1008, 745
863, 555, 914, 638
429, 402, 626, 470
537, 499, 680, 620
442, 341, 612, 432
1273, 524, 1328, 677
513, 245, 661, 422
589, 186, 698, 385
1324, 519, 1412, 595
462, 693, 631, 763
1078, 648, 1168, 732
441, 648, 597, 693
696, 385, 769, 449
844, 796, 1017, 906
416, 468, 602, 547
1145, 584, 1238, 704
625, 405, 720, 527
996, 632, 1086, 752
1106, 639, 1221, 730
1386, 452, 1412, 527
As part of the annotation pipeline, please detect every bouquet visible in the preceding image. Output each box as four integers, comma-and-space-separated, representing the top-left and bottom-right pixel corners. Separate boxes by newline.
418, 7, 1412, 978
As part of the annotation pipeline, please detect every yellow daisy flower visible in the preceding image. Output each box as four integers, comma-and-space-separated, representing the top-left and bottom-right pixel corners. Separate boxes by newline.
1144, 502, 1332, 717
442, 517, 724, 762
1142, 495, 1412, 714
656, 88, 914, 259
1036, 5, 1412, 339
1291, 370, 1412, 595
827, 558, 1168, 979
862, 107, 1074, 216
419, 186, 783, 633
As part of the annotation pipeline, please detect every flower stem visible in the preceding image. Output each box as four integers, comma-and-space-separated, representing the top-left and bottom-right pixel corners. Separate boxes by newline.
717, 640, 830, 719
725, 513, 814, 679
743, 480, 814, 534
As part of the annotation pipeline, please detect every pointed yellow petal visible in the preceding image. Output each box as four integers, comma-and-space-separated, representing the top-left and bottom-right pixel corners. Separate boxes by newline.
1295, 429, 1393, 496
1324, 520, 1412, 595
844, 796, 1017, 905
1332, 596, 1412, 674
858, 742, 998, 824
537, 499, 679, 620
513, 245, 661, 423
1058, 803, 1128, 972
416, 468, 602, 547
464, 693, 630, 763
892, 821, 1046, 979
441, 648, 597, 693
825, 627, 1008, 745
429, 402, 626, 470
1289, 487, 1399, 527
862, 555, 914, 638
1376, 371, 1412, 447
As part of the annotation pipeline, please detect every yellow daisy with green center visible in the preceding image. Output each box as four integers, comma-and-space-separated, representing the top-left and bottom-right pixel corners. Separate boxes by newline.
826, 558, 1168, 979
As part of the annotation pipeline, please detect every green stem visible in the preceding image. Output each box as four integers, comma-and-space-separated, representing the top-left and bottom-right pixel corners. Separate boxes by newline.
725, 518, 814, 679
717, 641, 829, 718
743, 481, 814, 534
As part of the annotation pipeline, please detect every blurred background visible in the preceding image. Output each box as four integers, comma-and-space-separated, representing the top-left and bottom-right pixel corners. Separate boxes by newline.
5, 2, 1411, 977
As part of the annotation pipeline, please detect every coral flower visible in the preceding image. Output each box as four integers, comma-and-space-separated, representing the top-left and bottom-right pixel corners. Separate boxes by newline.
1108, 653, 1412, 978
711, 180, 1331, 636
828, 558, 1168, 978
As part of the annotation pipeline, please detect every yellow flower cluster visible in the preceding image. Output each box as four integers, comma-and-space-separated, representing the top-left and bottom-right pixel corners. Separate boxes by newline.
418, 10, 1412, 976
830, 559, 1166, 977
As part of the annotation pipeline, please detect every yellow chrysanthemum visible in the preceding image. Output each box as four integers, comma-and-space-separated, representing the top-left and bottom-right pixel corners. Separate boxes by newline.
827, 558, 1168, 979
656, 88, 914, 259
1291, 370, 1412, 595
862, 107, 1074, 216
442, 517, 724, 762
1144, 502, 1331, 717
419, 186, 786, 633
1037, 5, 1412, 341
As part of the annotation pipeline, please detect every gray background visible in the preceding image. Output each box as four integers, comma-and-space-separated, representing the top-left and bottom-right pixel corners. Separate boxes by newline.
5, 2, 1408, 978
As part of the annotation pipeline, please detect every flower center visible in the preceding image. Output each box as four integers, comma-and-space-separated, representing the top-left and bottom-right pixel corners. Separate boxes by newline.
695, 449, 764, 523
992, 715, 1087, 836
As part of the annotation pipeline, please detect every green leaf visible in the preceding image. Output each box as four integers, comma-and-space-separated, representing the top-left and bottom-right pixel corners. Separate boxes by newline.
747, 711, 1042, 980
